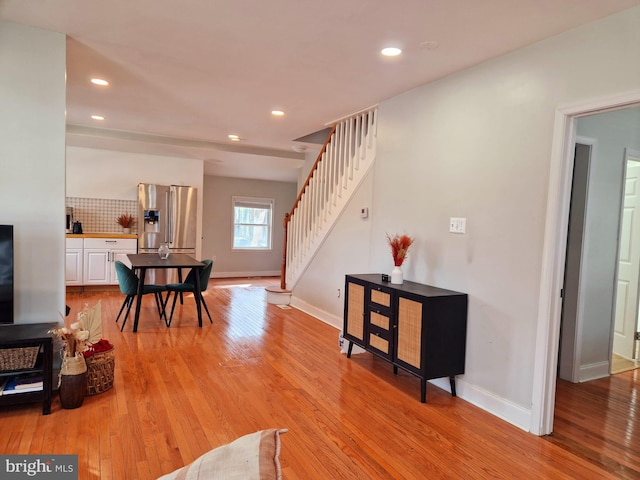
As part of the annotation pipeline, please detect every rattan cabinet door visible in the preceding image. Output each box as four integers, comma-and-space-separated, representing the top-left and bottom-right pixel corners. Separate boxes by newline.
344, 277, 366, 346
395, 295, 424, 374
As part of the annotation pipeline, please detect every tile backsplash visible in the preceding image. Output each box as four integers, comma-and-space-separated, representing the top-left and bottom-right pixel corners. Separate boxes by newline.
66, 197, 138, 234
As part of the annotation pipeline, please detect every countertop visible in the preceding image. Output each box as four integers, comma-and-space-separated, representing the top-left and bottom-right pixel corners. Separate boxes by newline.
66, 233, 138, 239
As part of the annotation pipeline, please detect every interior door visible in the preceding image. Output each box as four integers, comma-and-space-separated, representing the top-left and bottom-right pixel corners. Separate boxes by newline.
613, 153, 640, 360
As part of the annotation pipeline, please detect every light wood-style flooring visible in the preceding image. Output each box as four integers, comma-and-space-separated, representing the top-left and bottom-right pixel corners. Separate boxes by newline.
611, 353, 640, 375
0, 277, 638, 479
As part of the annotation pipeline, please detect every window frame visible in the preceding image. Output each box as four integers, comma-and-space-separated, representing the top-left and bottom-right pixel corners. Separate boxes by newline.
231, 196, 274, 251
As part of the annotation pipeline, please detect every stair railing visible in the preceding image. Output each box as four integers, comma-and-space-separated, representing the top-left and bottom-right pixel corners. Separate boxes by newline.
281, 107, 377, 289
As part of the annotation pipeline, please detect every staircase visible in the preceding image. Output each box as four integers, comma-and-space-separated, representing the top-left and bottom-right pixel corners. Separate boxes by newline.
273, 107, 377, 298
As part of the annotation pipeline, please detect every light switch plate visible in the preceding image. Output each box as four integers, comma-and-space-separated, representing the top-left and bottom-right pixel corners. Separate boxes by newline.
449, 217, 466, 234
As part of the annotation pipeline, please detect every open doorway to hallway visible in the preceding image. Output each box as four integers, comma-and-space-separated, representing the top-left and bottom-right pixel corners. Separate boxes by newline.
549, 106, 640, 476
558, 108, 640, 383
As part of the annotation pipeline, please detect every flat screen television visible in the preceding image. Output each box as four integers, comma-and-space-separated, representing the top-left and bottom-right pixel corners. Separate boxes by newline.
0, 225, 13, 324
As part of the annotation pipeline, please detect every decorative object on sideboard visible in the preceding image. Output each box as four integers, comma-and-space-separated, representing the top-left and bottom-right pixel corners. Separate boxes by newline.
116, 213, 135, 234
386, 233, 414, 285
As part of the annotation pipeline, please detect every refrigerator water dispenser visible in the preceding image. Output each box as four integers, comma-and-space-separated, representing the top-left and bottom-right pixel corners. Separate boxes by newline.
143, 210, 160, 233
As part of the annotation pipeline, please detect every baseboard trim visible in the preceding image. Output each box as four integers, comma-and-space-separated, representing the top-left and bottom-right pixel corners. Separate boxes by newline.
429, 377, 532, 432
211, 270, 280, 278
290, 295, 342, 329
579, 361, 610, 382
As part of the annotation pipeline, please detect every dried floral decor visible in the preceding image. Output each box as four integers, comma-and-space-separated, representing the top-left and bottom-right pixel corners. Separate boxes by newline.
386, 233, 414, 267
116, 213, 135, 228
50, 302, 103, 359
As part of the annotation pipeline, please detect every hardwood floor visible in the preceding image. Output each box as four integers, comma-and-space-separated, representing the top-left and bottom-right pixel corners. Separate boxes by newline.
0, 277, 636, 479
611, 353, 640, 375
547, 370, 640, 479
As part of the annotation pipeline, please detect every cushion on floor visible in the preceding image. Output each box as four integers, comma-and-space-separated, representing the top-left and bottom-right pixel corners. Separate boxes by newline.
157, 428, 287, 480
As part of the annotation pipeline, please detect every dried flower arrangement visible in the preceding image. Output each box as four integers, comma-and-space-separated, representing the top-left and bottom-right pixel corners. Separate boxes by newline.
116, 213, 135, 228
50, 302, 104, 359
386, 233, 414, 267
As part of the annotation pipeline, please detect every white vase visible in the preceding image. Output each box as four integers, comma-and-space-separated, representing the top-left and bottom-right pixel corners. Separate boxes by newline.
391, 266, 403, 284
123, 227, 131, 234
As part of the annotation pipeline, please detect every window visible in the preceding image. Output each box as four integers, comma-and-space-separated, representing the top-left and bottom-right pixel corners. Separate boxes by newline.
232, 197, 273, 250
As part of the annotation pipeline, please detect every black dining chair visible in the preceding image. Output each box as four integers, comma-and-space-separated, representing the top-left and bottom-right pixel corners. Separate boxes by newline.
163, 259, 214, 327
114, 261, 167, 331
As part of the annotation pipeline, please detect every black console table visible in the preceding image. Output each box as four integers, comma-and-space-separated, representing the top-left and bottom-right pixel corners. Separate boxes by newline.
0, 323, 57, 415
343, 274, 468, 403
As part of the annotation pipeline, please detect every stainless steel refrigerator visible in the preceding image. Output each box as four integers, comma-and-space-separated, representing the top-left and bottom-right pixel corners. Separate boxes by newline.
138, 183, 197, 284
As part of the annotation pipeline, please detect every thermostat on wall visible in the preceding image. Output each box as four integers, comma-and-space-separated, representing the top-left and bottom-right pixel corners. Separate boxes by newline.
360, 207, 369, 219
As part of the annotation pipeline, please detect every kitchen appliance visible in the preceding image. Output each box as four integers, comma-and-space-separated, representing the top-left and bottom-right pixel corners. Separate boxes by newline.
72, 221, 83, 234
65, 207, 74, 233
138, 183, 197, 284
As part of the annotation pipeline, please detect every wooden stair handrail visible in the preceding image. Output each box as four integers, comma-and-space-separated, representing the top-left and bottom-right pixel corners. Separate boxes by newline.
286, 124, 337, 223
280, 125, 336, 289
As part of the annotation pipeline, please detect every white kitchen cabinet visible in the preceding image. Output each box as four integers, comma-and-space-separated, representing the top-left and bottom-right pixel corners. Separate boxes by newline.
65, 238, 84, 286
83, 238, 137, 285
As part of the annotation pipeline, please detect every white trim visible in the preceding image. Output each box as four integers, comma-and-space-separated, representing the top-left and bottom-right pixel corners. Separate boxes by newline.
231, 195, 274, 251
290, 294, 343, 329
211, 270, 280, 278
325, 104, 378, 126
533, 89, 640, 436
579, 361, 610, 382
430, 377, 532, 432
565, 135, 598, 382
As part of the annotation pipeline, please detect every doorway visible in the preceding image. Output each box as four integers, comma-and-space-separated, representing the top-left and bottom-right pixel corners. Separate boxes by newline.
557, 108, 640, 384
534, 96, 640, 436
611, 149, 640, 373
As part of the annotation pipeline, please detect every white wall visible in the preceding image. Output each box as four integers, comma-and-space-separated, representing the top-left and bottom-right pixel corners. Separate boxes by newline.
0, 21, 66, 323
575, 108, 640, 377
292, 170, 374, 325
202, 175, 297, 277
291, 7, 640, 430
66, 146, 204, 256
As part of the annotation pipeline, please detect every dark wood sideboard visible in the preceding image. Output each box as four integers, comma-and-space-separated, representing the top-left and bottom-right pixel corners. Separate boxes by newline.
0, 323, 58, 415
343, 274, 468, 403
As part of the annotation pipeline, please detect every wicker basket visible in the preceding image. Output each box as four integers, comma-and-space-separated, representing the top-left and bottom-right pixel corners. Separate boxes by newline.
0, 346, 39, 371
85, 347, 115, 395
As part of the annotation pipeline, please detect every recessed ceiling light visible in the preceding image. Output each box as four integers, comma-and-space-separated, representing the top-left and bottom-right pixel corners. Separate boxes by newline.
228, 134, 240, 141
381, 47, 402, 57
91, 115, 104, 120
91, 78, 109, 86
271, 110, 285, 116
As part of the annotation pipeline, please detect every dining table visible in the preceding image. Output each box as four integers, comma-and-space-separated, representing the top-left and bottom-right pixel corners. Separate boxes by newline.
126, 253, 205, 333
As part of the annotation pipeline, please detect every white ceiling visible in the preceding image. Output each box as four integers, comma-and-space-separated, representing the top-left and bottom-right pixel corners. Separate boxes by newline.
2, 0, 639, 182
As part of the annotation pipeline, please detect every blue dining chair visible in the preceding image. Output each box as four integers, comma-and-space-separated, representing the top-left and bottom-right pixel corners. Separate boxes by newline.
114, 261, 167, 331
163, 259, 214, 327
